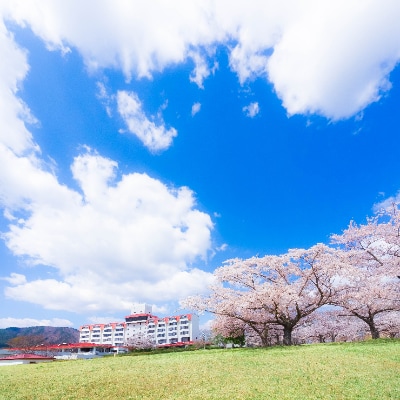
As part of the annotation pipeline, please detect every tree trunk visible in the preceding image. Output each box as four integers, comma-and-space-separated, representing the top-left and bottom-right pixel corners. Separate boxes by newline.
368, 321, 380, 339
283, 326, 293, 345
260, 335, 269, 347
275, 334, 280, 345
255, 328, 270, 347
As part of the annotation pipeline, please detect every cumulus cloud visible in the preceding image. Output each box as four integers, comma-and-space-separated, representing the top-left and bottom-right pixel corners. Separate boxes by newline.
373, 192, 400, 213
191, 102, 201, 116
8, 150, 213, 279
0, 23, 214, 314
1, 273, 27, 285
87, 316, 122, 325
0, 317, 73, 329
2, 0, 400, 318
243, 102, 260, 118
2, 149, 214, 311
0, 18, 38, 155
189, 51, 218, 88
4, 0, 222, 80
2, 1, 400, 120
5, 269, 216, 313
266, 1, 400, 119
117, 90, 177, 152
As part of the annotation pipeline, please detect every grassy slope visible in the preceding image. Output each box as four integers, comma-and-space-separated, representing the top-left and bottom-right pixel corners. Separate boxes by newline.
0, 339, 399, 400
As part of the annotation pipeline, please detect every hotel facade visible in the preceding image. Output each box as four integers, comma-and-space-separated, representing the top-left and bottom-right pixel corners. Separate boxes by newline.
79, 303, 200, 347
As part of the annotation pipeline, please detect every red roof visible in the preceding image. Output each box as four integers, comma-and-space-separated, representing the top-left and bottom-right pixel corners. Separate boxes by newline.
0, 354, 54, 360
124, 313, 155, 319
8, 343, 116, 351
47, 342, 115, 350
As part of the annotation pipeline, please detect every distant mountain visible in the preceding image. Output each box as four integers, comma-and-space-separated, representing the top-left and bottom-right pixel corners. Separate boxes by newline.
0, 326, 79, 348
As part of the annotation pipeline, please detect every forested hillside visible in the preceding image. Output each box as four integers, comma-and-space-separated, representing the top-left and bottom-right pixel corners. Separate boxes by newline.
0, 326, 79, 348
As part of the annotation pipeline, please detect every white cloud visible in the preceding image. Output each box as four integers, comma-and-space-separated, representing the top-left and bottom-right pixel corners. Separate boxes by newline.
87, 316, 122, 325
0, 317, 74, 329
243, 102, 260, 118
2, 147, 214, 312
3, 1, 400, 119
216, 243, 228, 252
96, 81, 112, 117
117, 90, 177, 152
266, 1, 400, 119
1, 273, 27, 285
0, 22, 214, 313
191, 102, 201, 116
373, 192, 400, 213
189, 51, 218, 88
0, 18, 38, 155
199, 318, 213, 331
5, 269, 215, 313
2, 1, 400, 120
2, 0, 400, 317
4, 0, 222, 80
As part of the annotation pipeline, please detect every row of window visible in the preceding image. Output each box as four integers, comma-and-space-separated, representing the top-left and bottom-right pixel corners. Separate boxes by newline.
81, 321, 189, 333
156, 332, 190, 338
80, 330, 191, 340
82, 336, 190, 345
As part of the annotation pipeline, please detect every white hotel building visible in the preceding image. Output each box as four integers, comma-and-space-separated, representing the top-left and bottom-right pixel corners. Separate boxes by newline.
79, 304, 200, 347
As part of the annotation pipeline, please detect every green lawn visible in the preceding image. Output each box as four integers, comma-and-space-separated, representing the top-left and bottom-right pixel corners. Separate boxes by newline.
1, 339, 399, 399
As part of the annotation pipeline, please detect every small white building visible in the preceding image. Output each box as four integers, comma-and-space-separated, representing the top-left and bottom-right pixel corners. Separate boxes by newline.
0, 354, 54, 366
79, 303, 200, 347
51, 343, 115, 359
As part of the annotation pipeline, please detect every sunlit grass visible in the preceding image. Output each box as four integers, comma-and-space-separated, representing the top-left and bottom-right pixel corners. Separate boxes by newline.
1, 339, 399, 399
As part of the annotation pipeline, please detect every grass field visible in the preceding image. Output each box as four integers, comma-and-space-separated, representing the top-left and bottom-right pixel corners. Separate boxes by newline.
1, 339, 399, 399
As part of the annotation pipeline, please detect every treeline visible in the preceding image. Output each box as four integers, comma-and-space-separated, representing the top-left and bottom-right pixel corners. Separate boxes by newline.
184, 204, 400, 345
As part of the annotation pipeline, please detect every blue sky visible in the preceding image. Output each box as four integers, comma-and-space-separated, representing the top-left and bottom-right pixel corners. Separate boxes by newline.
1, 1, 400, 329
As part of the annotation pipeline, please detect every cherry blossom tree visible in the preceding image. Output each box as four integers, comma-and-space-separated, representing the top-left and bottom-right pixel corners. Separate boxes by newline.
211, 315, 247, 345
331, 204, 400, 339
185, 204, 400, 346
294, 309, 367, 343
330, 271, 399, 338
185, 244, 343, 345
376, 311, 400, 338
125, 335, 156, 351
210, 314, 276, 346
331, 202, 400, 276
